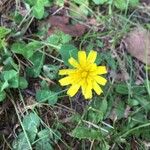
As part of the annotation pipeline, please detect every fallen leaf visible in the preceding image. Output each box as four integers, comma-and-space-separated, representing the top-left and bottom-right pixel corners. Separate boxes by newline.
48, 15, 86, 37
49, 16, 69, 26
123, 27, 150, 65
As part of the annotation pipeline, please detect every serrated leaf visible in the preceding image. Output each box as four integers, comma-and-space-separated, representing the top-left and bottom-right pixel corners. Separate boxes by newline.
71, 127, 102, 140
0, 70, 19, 89
32, 3, 45, 19
22, 113, 40, 142
12, 132, 30, 150
46, 31, 72, 47
11, 41, 40, 59
23, 113, 40, 131
36, 90, 58, 105
87, 108, 103, 123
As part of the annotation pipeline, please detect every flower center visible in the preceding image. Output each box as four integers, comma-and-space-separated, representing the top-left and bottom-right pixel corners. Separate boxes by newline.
81, 71, 88, 78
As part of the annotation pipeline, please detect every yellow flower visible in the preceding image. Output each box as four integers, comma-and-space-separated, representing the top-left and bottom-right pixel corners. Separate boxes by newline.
59, 50, 107, 99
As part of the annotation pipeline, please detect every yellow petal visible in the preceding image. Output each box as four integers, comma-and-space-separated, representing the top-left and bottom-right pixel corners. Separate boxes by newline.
87, 50, 97, 63
97, 66, 107, 75
87, 76, 93, 89
81, 79, 86, 95
68, 57, 80, 68
78, 51, 86, 66
59, 76, 73, 86
94, 76, 107, 85
93, 81, 103, 95
59, 69, 75, 75
84, 86, 92, 99
67, 84, 80, 97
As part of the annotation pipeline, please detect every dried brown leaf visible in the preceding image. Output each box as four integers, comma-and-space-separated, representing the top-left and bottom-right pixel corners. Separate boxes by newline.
124, 27, 150, 65
48, 15, 86, 37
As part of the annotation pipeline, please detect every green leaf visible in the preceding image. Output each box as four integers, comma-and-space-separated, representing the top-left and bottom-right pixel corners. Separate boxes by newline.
25, 0, 37, 6
4, 57, 18, 71
0, 91, 6, 102
12, 132, 31, 150
11, 42, 26, 57
135, 96, 150, 111
87, 108, 103, 123
11, 41, 40, 59
32, 3, 45, 19
36, 90, 58, 105
2, 70, 18, 81
71, 127, 102, 140
115, 83, 129, 95
0, 38, 7, 49
99, 52, 117, 70
129, 0, 139, 7
0, 81, 9, 91
25, 0, 52, 19
19, 77, 28, 89
92, 0, 108, 5
35, 139, 53, 150
25, 0, 51, 7
46, 31, 72, 47
115, 100, 125, 119
23, 112, 40, 131
59, 44, 78, 67
22, 113, 40, 142
36, 129, 54, 150
26, 52, 45, 77
128, 98, 139, 106
38, 129, 53, 139
88, 98, 108, 123
114, 0, 127, 10
43, 65, 59, 79
0, 26, 11, 39
91, 98, 108, 115
0, 70, 19, 89
9, 75, 19, 88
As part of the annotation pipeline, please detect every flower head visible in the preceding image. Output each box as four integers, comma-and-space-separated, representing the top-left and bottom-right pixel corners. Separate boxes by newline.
59, 50, 107, 99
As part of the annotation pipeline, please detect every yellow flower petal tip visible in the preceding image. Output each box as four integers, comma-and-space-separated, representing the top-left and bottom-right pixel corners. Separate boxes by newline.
59, 50, 107, 99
